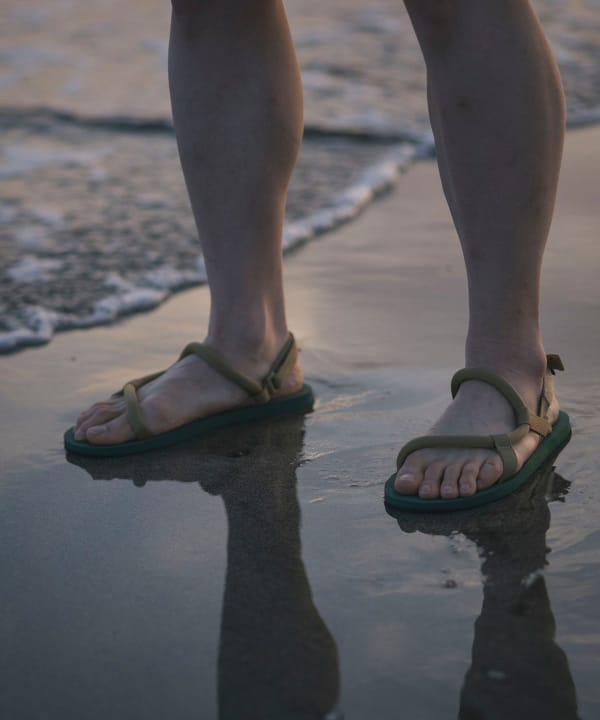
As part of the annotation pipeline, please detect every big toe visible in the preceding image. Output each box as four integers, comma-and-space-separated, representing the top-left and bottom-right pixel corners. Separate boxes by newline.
86, 414, 135, 445
477, 456, 504, 490
74, 405, 121, 441
394, 466, 423, 495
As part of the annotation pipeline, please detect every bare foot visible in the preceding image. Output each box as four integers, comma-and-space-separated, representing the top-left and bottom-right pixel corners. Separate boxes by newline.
73, 335, 304, 446
394, 354, 559, 500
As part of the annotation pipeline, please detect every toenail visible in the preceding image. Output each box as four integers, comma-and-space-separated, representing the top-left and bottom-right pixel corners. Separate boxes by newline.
398, 473, 414, 483
421, 483, 431, 494
87, 425, 105, 435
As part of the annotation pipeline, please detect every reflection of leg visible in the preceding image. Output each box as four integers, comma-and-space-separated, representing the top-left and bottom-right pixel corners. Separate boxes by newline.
458, 478, 579, 719
396, 1, 565, 500
393, 472, 579, 717
461, 574, 579, 720
74, 0, 304, 445
212, 421, 340, 720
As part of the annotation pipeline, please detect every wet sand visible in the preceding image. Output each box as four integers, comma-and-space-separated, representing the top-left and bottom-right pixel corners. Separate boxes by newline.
1, 126, 599, 719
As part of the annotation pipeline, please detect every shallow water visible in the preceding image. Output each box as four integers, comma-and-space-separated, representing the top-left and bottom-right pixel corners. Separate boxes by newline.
1, 0, 600, 350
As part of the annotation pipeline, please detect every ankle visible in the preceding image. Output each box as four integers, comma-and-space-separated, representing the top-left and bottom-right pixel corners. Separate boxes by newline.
465, 335, 547, 388
204, 316, 303, 395
206, 308, 290, 366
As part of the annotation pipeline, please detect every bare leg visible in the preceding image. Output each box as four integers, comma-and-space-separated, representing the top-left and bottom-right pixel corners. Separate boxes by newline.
75, 0, 304, 444
396, 0, 566, 499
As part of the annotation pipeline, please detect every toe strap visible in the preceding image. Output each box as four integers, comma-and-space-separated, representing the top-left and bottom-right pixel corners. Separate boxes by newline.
107, 333, 300, 441
489, 431, 520, 481
395, 425, 527, 483
111, 369, 166, 441
123, 383, 153, 440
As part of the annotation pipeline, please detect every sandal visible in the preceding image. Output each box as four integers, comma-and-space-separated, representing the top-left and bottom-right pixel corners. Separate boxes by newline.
384, 354, 571, 512
64, 333, 314, 457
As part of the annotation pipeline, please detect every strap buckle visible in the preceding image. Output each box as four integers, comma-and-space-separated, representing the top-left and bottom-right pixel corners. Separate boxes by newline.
546, 354, 565, 375
262, 370, 281, 398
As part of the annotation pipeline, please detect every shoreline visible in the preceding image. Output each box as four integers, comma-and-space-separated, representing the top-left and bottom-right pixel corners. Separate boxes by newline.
3, 113, 600, 355
3, 125, 599, 451
0, 137, 422, 354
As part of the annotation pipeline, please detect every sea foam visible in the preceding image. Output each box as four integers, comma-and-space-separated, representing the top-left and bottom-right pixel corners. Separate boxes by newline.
0, 141, 425, 353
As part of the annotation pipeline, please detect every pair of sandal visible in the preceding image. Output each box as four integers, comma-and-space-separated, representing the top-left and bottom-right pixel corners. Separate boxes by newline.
64, 334, 571, 512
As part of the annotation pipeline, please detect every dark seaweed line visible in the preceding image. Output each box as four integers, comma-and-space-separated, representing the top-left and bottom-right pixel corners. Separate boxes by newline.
0, 106, 420, 145
1, 104, 598, 145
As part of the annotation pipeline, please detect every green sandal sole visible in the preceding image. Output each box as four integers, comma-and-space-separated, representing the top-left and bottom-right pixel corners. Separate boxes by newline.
64, 384, 315, 458
384, 410, 572, 513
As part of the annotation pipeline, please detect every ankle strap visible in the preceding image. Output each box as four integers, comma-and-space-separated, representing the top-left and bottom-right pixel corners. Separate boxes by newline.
396, 354, 565, 482
180, 333, 298, 403
450, 353, 564, 439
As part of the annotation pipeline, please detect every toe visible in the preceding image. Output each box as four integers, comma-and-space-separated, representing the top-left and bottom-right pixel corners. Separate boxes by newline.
86, 413, 135, 445
75, 407, 97, 432
75, 409, 121, 440
394, 462, 424, 495
75, 400, 124, 437
419, 462, 445, 499
458, 462, 480, 497
75, 405, 123, 441
477, 455, 503, 490
77, 403, 104, 425
440, 463, 462, 499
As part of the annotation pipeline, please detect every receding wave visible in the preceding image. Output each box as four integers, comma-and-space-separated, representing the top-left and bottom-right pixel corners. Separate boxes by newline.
1, 0, 599, 352
0, 111, 432, 352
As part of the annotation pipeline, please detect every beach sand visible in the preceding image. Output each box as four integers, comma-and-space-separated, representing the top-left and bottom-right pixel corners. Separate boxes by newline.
1, 127, 599, 719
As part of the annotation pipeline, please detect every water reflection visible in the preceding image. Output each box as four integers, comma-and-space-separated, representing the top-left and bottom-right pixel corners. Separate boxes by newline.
67, 418, 341, 720
388, 468, 581, 720
66, 425, 581, 717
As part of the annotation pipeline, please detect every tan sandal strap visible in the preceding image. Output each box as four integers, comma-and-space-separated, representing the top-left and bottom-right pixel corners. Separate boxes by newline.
452, 364, 560, 439
108, 334, 299, 441
396, 356, 567, 483
110, 370, 165, 440
492, 432, 520, 481
395, 425, 526, 481
546, 354, 565, 374
181, 333, 298, 403
527, 411, 552, 437
451, 368, 531, 426
396, 434, 495, 469
261, 333, 298, 398
123, 383, 153, 440
181, 343, 264, 398
118, 369, 165, 392
533, 353, 564, 436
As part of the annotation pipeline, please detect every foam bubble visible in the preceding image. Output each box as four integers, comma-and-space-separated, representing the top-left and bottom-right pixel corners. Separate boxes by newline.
0, 143, 109, 179
283, 142, 424, 253
7, 255, 63, 283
